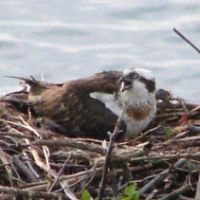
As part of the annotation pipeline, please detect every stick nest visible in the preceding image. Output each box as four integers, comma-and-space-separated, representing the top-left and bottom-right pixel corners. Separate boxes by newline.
0, 90, 200, 200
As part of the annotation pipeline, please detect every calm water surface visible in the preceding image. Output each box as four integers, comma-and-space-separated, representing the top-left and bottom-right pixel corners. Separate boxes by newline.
0, 0, 200, 102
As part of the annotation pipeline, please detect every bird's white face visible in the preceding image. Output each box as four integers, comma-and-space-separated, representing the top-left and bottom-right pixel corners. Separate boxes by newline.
119, 68, 157, 138
120, 68, 156, 97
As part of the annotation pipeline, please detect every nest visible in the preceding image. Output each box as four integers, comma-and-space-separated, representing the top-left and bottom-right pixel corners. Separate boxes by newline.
0, 90, 200, 200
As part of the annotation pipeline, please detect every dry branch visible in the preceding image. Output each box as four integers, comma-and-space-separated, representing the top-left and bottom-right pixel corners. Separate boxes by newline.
173, 28, 200, 54
160, 184, 191, 200
195, 173, 200, 200
139, 158, 187, 195
98, 113, 124, 200
0, 186, 67, 199
32, 139, 106, 154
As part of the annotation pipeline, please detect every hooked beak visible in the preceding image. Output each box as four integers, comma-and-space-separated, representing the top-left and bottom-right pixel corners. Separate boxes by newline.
119, 75, 132, 92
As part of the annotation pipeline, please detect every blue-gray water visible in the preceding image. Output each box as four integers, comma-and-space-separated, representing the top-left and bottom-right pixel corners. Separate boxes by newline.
0, 0, 200, 102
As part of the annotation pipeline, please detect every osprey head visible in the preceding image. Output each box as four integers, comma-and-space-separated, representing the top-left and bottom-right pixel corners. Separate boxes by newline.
119, 68, 156, 94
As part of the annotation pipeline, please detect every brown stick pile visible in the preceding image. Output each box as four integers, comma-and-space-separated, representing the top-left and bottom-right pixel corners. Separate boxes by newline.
0, 91, 200, 200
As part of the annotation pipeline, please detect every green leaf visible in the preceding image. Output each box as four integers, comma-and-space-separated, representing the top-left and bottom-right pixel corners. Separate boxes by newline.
121, 183, 139, 200
165, 128, 175, 138
125, 183, 137, 196
81, 190, 92, 200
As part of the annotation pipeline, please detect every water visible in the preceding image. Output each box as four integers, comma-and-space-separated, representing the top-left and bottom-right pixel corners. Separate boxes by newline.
0, 0, 200, 102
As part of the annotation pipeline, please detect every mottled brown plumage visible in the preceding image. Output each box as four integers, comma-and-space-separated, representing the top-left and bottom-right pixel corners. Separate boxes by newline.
33, 71, 124, 139
6, 71, 125, 139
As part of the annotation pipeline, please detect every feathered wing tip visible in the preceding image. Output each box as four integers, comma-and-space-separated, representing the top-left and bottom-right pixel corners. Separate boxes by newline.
5, 75, 41, 86
5, 75, 63, 96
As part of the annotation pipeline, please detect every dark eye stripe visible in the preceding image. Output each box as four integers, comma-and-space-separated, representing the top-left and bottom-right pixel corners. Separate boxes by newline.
139, 76, 156, 93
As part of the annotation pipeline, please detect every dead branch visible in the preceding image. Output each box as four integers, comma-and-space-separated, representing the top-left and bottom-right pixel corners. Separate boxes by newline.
173, 28, 200, 54
32, 139, 106, 154
12, 155, 39, 182
139, 158, 187, 195
160, 184, 191, 200
98, 113, 124, 200
195, 173, 200, 200
0, 185, 67, 199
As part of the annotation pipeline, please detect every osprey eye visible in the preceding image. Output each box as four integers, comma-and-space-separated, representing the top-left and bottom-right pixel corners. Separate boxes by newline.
131, 72, 138, 79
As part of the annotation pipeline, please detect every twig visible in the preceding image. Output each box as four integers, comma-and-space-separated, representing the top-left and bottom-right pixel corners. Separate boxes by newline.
109, 166, 119, 198
145, 189, 158, 200
0, 132, 34, 139
179, 195, 194, 200
12, 155, 39, 182
0, 186, 67, 199
139, 158, 187, 195
32, 139, 106, 154
98, 113, 124, 200
62, 166, 103, 181
195, 173, 200, 200
133, 125, 162, 142
0, 118, 40, 138
157, 135, 200, 149
160, 184, 191, 200
22, 152, 40, 180
139, 170, 169, 195
0, 148, 13, 186
51, 150, 91, 162
48, 154, 71, 192
131, 152, 200, 163
170, 135, 200, 143
20, 181, 48, 190
80, 164, 98, 194
96, 144, 146, 166
173, 28, 200, 54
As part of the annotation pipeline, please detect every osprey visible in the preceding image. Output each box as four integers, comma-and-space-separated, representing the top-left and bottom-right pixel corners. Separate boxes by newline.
5, 68, 157, 140
91, 68, 157, 138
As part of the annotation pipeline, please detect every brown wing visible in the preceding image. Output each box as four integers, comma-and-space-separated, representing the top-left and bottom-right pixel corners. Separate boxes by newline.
31, 70, 125, 139
63, 70, 123, 94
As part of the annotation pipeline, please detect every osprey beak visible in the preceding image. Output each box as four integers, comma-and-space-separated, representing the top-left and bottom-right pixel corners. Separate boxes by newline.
119, 75, 132, 92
